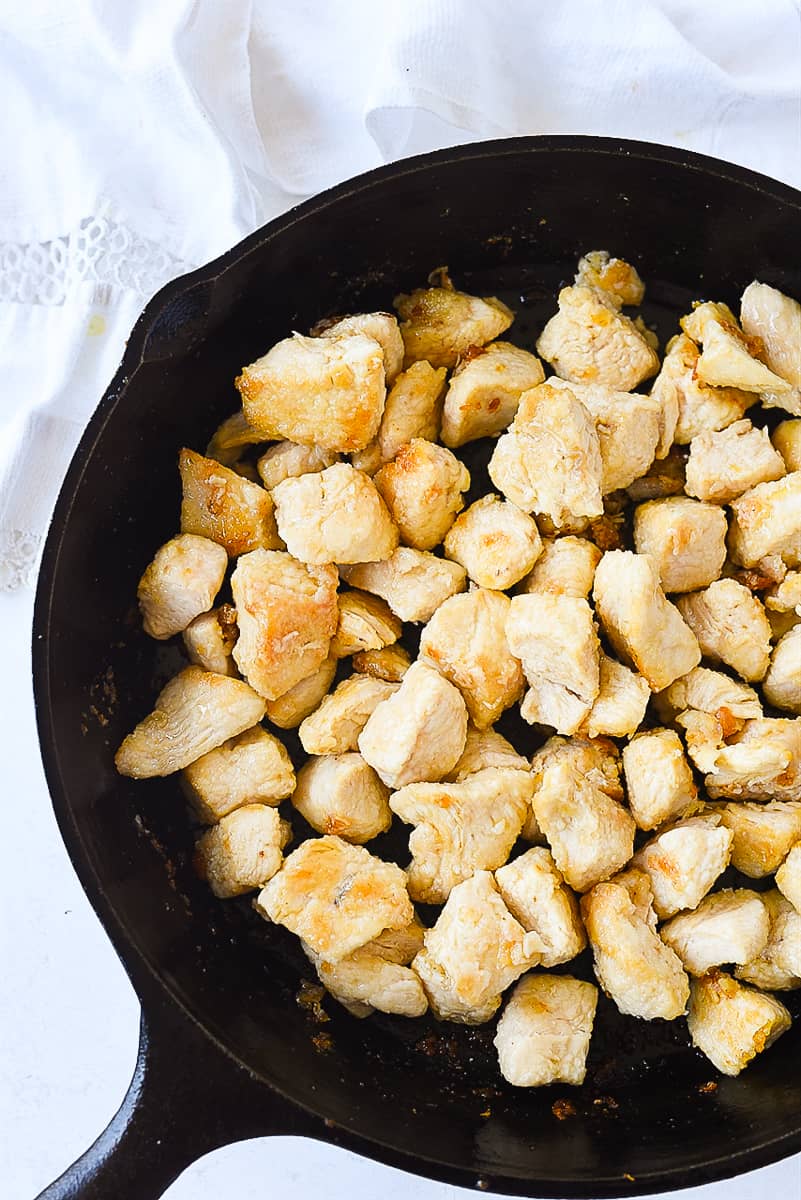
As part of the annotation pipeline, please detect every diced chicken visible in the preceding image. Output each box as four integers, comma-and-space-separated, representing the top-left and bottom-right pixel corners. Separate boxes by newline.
676, 579, 772, 683
358, 660, 467, 789
256, 441, 339, 490
440, 341, 545, 448
306, 919, 428, 1018
488, 383, 604, 525
376, 360, 448, 462
581, 870, 689, 1019
411, 871, 541, 1023
137, 534, 228, 640
768, 609, 801, 641
633, 497, 727, 594
687, 970, 791, 1076
494, 974, 597, 1087
394, 284, 513, 369
317, 311, 404, 384
419, 590, 524, 729
348, 441, 384, 476
352, 644, 411, 682
681, 301, 791, 394
299, 675, 399, 755
495, 847, 586, 967
533, 758, 635, 892
773, 419, 801, 471
236, 331, 386, 452
661, 889, 770, 977
632, 813, 732, 919
658, 667, 763, 725
373, 439, 469, 551
263, 653, 337, 729
763, 627, 801, 714
625, 446, 687, 502
713, 800, 801, 877
182, 726, 295, 821
291, 753, 391, 844
525, 733, 621, 846
340, 548, 467, 623
229, 549, 337, 700
272, 463, 398, 565
776, 843, 801, 914
517, 535, 601, 599
330, 590, 401, 658
575, 250, 645, 308
581, 652, 650, 739
592, 550, 701, 690
194, 803, 290, 899
651, 333, 752, 446
447, 725, 530, 782
702, 719, 801, 803
728, 472, 801, 568
205, 410, 264, 466
675, 709, 730, 774
179, 448, 281, 556
182, 604, 239, 676
506, 594, 600, 735
547, 378, 661, 493
115, 667, 266, 778
736, 890, 801, 991
622, 729, 699, 831
390, 767, 533, 904
443, 495, 542, 591
765, 570, 801, 614
740, 281, 801, 414
536, 285, 659, 391
685, 420, 785, 503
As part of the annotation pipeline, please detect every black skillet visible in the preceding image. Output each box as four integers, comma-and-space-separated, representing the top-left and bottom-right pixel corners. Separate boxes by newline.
33, 137, 801, 1200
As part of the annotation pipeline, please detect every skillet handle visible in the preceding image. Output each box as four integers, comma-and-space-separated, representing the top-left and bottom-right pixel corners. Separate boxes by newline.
35, 988, 318, 1200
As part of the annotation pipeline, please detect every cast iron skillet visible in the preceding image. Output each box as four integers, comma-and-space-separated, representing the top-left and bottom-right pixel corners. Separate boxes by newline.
33, 137, 801, 1200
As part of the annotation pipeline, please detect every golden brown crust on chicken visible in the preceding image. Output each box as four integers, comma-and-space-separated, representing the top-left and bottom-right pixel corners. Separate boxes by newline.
622, 729, 699, 831
330, 590, 402, 658
495, 847, 586, 967
687, 970, 791, 1076
575, 251, 645, 308
444, 495, 543, 591
205, 410, 264, 466
440, 341, 545, 448
494, 973, 598, 1087
299, 674, 399, 756
351, 643, 412, 682
536, 286, 659, 392
373, 439, 469, 551
179, 448, 281, 556
676, 579, 772, 683
182, 726, 295, 821
772, 419, 801, 472
713, 800, 801, 876
137, 533, 228, 640
195, 803, 290, 898
182, 605, 239, 676
633, 497, 727, 594
291, 753, 391, 844
340, 548, 467, 623
394, 286, 513, 369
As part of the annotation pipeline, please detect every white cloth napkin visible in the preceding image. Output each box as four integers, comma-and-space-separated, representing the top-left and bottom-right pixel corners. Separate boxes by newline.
1, 0, 800, 589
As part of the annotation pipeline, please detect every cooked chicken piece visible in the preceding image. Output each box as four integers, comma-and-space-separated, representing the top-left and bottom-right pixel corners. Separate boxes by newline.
632, 813, 732, 919
592, 550, 701, 690
263, 653, 337, 729
115, 666, 266, 778
358, 660, 467, 789
676, 580, 772, 683
547, 378, 661, 493
182, 726, 295, 821
330, 590, 401, 659
376, 360, 448, 462
674, 708, 730, 774
661, 889, 770, 977
205, 410, 264, 466
625, 446, 687, 502
685, 420, 785, 504
137, 534, 227, 640
713, 800, 801, 877
581, 870, 689, 1019
533, 758, 635, 892
763, 628, 801, 714
581, 652, 650, 739
394, 284, 513, 369
768, 609, 801, 641
488, 383, 604, 525
256, 835, 412, 961
507, 594, 600, 735
317, 311, 404, 385
517, 535, 601, 599
687, 970, 791, 1076
179, 448, 281, 556
703, 719, 801, 803
735, 890, 801, 991
651, 333, 752, 446
373, 439, 469, 551
349, 441, 384, 476
681, 301, 791, 394
182, 604, 239, 676
729, 472, 801, 568
525, 734, 622, 845
575, 250, 645, 308
391, 767, 533, 904
440, 341, 545, 448
622, 729, 699, 831
291, 753, 391, 844
194, 803, 290, 899
256, 441, 339, 491
236, 331, 386, 453
764, 570, 801, 614
272, 463, 398, 565
419, 590, 524, 729
658, 667, 763, 725
494, 973, 597, 1087
633, 497, 727, 594
536, 285, 659, 391
776, 843, 801, 914
299, 675, 399, 755
443, 495, 542, 591
352, 644, 411, 682
740, 282, 801, 414
772, 419, 801, 471
411, 871, 541, 1023
495, 847, 586, 967
230, 550, 338, 700
340, 548, 467, 623
447, 725, 529, 782
306, 918, 428, 1018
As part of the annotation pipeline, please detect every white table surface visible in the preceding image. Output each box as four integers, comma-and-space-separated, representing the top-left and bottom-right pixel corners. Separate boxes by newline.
1, 582, 799, 1200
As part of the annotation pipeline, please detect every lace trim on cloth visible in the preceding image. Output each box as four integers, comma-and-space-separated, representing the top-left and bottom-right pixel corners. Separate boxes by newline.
0, 528, 41, 592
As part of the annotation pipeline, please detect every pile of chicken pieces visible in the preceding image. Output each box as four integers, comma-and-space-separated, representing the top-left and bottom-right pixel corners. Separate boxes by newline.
116, 251, 801, 1088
